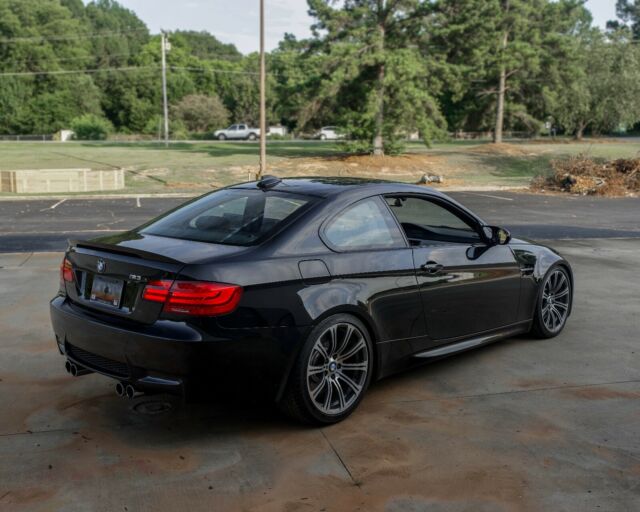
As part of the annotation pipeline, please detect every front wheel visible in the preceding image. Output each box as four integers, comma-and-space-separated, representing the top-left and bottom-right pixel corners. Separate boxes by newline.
531, 266, 572, 338
279, 314, 373, 424
217, 134, 226, 141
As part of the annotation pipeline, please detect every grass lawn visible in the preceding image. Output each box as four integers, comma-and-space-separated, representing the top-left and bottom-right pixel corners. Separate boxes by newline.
1, 138, 638, 195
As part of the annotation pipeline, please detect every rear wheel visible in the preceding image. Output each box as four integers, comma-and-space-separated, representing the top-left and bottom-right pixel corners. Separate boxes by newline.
279, 314, 373, 424
531, 266, 572, 338
247, 133, 257, 141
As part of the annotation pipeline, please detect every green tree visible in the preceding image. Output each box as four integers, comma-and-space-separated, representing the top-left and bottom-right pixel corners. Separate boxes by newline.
172, 94, 229, 132
71, 113, 114, 140
611, 0, 640, 39
547, 31, 640, 138
305, 0, 446, 155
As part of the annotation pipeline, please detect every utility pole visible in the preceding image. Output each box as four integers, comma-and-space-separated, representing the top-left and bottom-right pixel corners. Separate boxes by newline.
161, 31, 170, 148
258, 0, 267, 178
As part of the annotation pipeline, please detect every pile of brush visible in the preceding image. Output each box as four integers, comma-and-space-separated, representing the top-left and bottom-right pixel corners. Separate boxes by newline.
532, 155, 640, 196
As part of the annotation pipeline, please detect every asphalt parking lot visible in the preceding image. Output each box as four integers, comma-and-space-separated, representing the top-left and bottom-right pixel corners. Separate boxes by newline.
1, 236, 639, 510
1, 191, 640, 252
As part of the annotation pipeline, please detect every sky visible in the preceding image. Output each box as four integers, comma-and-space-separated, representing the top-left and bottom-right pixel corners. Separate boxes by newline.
110, 0, 619, 55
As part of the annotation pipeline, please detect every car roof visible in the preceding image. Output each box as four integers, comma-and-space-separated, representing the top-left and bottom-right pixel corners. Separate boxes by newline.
230, 177, 485, 226
230, 177, 444, 198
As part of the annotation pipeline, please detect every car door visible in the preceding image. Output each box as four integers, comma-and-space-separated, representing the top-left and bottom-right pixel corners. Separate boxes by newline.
227, 124, 238, 138
236, 124, 248, 139
384, 194, 521, 348
319, 196, 429, 371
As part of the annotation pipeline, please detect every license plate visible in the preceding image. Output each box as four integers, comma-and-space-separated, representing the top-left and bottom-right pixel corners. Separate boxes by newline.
90, 275, 124, 308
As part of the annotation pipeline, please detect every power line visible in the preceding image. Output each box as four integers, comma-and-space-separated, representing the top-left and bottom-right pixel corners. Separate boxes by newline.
0, 65, 277, 77
0, 66, 157, 77
0, 29, 148, 44
170, 66, 277, 76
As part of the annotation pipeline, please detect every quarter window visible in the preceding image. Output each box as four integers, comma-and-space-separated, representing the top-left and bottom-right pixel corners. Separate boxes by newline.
324, 197, 404, 250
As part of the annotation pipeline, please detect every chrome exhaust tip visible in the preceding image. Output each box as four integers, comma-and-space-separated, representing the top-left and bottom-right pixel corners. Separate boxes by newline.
68, 361, 92, 377
125, 384, 141, 399
115, 382, 126, 398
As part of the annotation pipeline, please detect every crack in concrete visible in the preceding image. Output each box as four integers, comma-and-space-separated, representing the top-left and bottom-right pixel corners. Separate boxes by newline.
320, 429, 361, 487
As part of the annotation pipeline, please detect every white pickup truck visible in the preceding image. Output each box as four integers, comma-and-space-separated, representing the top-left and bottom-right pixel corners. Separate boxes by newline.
214, 124, 261, 141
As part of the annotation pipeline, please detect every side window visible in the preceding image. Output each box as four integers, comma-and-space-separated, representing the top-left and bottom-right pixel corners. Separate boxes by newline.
238, 124, 246, 130
324, 197, 404, 251
385, 196, 480, 245
229, 125, 238, 131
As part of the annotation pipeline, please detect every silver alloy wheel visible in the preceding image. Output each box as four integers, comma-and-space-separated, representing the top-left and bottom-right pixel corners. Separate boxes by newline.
542, 269, 571, 333
306, 322, 369, 416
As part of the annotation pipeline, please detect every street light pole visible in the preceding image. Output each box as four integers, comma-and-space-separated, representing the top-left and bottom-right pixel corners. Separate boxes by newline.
161, 31, 170, 148
258, 0, 267, 179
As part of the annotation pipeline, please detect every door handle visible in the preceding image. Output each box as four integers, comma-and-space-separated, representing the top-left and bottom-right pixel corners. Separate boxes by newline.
421, 261, 444, 274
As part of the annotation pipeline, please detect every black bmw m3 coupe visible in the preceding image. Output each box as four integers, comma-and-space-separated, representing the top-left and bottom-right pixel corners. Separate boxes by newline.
51, 177, 573, 424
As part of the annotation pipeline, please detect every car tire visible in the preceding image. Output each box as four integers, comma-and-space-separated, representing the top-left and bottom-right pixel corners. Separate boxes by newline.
531, 266, 572, 339
217, 134, 226, 141
248, 133, 257, 141
319, 134, 327, 140
278, 314, 374, 425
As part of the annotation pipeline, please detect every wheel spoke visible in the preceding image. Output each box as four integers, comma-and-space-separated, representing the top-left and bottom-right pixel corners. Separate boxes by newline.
310, 377, 327, 401
554, 302, 568, 311
327, 325, 338, 356
333, 379, 346, 410
338, 337, 366, 362
337, 371, 362, 395
555, 288, 569, 299
323, 378, 333, 411
335, 324, 354, 358
307, 364, 325, 377
341, 361, 368, 372
314, 343, 330, 363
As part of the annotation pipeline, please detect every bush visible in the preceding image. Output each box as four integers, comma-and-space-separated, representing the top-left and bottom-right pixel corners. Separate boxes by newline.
171, 94, 229, 133
70, 114, 113, 141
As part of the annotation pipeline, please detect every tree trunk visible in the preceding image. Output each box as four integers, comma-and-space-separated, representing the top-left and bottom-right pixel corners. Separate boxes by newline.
373, 1, 385, 156
493, 30, 508, 144
574, 123, 585, 140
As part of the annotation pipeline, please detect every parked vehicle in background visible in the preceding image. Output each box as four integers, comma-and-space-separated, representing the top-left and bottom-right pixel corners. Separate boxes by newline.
314, 126, 343, 140
214, 124, 261, 141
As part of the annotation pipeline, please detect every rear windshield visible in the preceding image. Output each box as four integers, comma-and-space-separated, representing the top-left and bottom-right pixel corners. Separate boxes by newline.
140, 189, 315, 246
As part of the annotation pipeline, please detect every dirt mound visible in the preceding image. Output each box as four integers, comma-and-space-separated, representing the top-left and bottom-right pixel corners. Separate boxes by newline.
469, 143, 535, 156
531, 155, 640, 196
272, 153, 446, 180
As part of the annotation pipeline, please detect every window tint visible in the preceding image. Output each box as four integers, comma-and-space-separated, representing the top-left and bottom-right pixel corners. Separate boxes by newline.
229, 125, 237, 130
141, 189, 313, 246
324, 197, 403, 250
385, 196, 480, 245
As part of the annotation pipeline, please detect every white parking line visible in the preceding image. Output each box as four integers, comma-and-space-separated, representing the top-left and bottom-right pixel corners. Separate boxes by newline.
136, 197, 141, 208
0, 229, 121, 235
39, 199, 67, 211
458, 192, 514, 201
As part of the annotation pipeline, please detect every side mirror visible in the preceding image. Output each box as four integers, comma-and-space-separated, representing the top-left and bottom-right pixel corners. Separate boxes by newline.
482, 226, 511, 246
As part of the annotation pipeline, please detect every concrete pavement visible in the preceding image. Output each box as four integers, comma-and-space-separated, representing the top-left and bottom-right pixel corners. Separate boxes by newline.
0, 239, 639, 511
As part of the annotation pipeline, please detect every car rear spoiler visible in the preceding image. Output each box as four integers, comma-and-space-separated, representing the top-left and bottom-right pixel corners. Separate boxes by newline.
69, 239, 182, 265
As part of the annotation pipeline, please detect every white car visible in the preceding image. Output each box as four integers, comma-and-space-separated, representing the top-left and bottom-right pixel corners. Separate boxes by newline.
214, 124, 260, 141
315, 126, 343, 140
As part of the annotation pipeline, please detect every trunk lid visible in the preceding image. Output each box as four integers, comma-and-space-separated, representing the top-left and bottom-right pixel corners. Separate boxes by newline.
63, 231, 248, 324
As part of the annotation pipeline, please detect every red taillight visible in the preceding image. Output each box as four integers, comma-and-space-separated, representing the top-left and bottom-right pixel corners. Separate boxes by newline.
60, 257, 74, 284
141, 279, 172, 303
142, 280, 243, 317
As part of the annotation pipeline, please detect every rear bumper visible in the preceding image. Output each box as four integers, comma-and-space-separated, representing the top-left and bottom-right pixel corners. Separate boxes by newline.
50, 296, 305, 399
